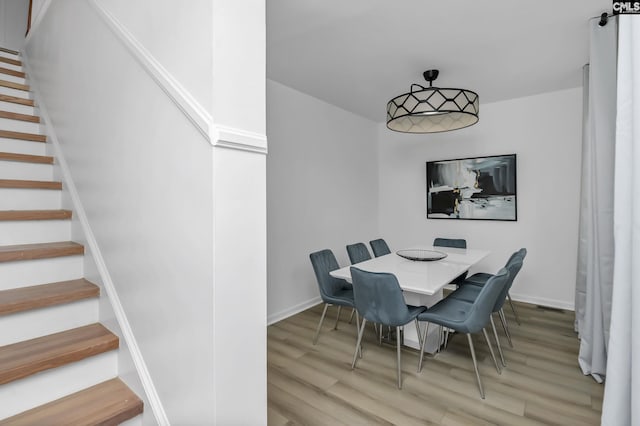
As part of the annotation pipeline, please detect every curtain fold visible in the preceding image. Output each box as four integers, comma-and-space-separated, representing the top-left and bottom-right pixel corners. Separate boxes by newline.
575, 16, 617, 382
601, 15, 640, 426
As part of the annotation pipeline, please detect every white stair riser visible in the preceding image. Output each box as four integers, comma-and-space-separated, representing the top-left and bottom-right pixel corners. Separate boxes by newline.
0, 298, 98, 346
0, 117, 41, 133
0, 351, 118, 419
0, 220, 70, 245
0, 51, 20, 60
0, 256, 83, 290
0, 102, 36, 116
0, 138, 46, 156
0, 61, 22, 73
120, 414, 143, 426
0, 85, 32, 99
0, 160, 53, 181
0, 188, 61, 210
0, 74, 27, 85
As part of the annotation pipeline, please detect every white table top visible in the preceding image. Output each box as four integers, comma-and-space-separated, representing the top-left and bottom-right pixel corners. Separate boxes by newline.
330, 246, 490, 296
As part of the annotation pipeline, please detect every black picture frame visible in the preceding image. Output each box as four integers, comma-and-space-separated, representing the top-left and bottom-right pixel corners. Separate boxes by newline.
426, 154, 517, 221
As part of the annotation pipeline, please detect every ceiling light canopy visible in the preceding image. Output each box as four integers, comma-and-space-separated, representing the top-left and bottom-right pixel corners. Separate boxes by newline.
386, 70, 479, 133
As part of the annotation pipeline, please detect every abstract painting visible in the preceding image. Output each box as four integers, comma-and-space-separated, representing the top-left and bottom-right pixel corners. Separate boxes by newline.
426, 154, 517, 221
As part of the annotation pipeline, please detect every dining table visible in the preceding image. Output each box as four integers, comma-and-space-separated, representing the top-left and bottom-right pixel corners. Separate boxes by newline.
330, 245, 490, 353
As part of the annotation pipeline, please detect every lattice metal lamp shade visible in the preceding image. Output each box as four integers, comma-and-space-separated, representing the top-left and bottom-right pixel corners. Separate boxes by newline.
386, 70, 479, 133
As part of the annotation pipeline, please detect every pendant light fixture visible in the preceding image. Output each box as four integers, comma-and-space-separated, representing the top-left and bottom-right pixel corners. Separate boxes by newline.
386, 69, 479, 133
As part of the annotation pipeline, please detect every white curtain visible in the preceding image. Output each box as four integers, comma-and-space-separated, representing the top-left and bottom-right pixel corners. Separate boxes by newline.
602, 15, 640, 426
575, 16, 617, 382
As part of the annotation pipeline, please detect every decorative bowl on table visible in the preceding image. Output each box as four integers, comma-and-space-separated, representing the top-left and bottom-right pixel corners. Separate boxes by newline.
396, 249, 448, 261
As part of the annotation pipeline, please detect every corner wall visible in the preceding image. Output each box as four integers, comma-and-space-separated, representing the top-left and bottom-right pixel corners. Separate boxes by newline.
378, 87, 583, 309
0, 0, 29, 50
266, 79, 379, 323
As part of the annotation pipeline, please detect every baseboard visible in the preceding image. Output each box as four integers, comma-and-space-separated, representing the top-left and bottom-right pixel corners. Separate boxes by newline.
510, 292, 575, 311
267, 296, 322, 326
21, 54, 170, 426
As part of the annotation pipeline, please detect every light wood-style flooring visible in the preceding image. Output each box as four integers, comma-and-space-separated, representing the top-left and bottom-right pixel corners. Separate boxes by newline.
268, 301, 603, 425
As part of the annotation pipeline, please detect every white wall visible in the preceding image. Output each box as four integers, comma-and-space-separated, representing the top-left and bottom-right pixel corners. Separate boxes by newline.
266, 79, 379, 323
0, 0, 29, 50
97, 0, 212, 113
378, 87, 583, 309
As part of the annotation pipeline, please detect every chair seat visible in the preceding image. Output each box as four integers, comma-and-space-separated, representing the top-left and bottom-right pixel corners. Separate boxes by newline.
324, 287, 356, 307
417, 297, 478, 334
465, 272, 493, 286
448, 284, 482, 303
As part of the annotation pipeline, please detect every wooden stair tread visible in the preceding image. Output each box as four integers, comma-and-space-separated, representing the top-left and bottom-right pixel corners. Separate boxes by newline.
0, 95, 34, 107
0, 57, 21, 67
0, 47, 19, 56
0, 179, 61, 190
0, 79, 29, 92
0, 130, 46, 142
0, 378, 142, 425
0, 66, 24, 79
0, 110, 39, 123
0, 152, 53, 164
0, 241, 84, 263
0, 279, 99, 316
0, 323, 118, 385
0, 210, 72, 221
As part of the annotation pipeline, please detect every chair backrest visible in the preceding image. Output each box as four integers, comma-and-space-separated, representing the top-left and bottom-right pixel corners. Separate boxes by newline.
309, 249, 350, 302
460, 268, 510, 334
346, 242, 372, 264
369, 238, 391, 257
433, 238, 467, 249
493, 248, 527, 311
350, 267, 413, 326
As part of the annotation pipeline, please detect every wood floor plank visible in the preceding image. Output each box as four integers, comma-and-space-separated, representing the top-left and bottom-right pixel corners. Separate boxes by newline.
0, 56, 21, 67
268, 302, 604, 425
0, 94, 33, 107
0, 130, 46, 142
0, 79, 29, 92
0, 179, 61, 190
0, 378, 142, 425
0, 324, 118, 384
0, 210, 72, 221
0, 241, 84, 262
0, 152, 52, 164
0, 279, 99, 316
0, 110, 40, 123
0, 66, 25, 78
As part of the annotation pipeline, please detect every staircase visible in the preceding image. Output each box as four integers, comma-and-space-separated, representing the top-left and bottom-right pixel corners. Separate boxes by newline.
0, 47, 143, 424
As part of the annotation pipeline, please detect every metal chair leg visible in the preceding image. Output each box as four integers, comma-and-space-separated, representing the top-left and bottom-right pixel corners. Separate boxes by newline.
482, 328, 501, 374
418, 322, 430, 372
507, 292, 521, 325
355, 311, 362, 358
333, 306, 342, 330
352, 319, 367, 369
414, 319, 423, 350
313, 303, 329, 345
499, 308, 513, 348
490, 314, 506, 367
466, 334, 485, 399
396, 326, 403, 389
348, 308, 355, 324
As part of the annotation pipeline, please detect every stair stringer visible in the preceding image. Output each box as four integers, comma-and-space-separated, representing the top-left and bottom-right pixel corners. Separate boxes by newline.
21, 55, 168, 426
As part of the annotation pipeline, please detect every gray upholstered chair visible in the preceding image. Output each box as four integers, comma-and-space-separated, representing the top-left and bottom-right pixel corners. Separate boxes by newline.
309, 249, 360, 345
369, 238, 391, 257
350, 267, 425, 389
433, 238, 468, 286
463, 248, 527, 326
417, 268, 510, 399
447, 253, 525, 366
346, 242, 372, 264
433, 238, 467, 249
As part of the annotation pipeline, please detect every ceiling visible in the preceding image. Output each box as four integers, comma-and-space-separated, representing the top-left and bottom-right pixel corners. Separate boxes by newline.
267, 0, 610, 123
